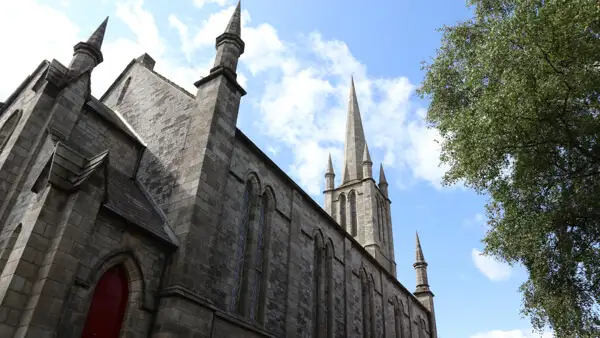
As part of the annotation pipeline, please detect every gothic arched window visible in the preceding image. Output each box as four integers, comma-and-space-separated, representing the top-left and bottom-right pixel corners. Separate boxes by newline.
325, 242, 334, 338
250, 193, 269, 323
419, 317, 428, 338
349, 191, 357, 237
394, 298, 405, 338
116, 77, 131, 105
368, 276, 376, 337
313, 233, 325, 338
231, 181, 253, 313
360, 269, 374, 338
339, 194, 346, 228
314, 236, 334, 338
0, 110, 21, 154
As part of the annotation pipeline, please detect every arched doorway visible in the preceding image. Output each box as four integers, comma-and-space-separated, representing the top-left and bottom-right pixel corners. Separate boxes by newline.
81, 264, 129, 338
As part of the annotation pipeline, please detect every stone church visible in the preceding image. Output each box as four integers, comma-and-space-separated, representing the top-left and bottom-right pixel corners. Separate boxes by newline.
0, 3, 437, 337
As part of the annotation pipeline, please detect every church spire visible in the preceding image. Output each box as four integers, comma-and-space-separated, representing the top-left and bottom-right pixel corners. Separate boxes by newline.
415, 231, 426, 263
210, 1, 245, 74
341, 76, 367, 184
414, 232, 430, 292
224, 1, 242, 36
69, 17, 109, 72
87, 16, 109, 50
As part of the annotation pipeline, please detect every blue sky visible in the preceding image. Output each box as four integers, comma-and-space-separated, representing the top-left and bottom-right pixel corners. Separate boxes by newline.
0, 1, 553, 337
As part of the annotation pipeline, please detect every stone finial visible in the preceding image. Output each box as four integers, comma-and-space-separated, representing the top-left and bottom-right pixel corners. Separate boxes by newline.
379, 163, 388, 185
362, 144, 373, 179
378, 163, 389, 197
362, 144, 372, 164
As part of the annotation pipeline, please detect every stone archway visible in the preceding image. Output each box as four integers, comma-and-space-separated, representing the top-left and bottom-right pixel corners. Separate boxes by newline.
81, 264, 129, 338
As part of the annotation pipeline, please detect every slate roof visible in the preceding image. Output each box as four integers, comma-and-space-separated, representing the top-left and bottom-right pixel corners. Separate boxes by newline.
47, 143, 177, 248
104, 167, 177, 246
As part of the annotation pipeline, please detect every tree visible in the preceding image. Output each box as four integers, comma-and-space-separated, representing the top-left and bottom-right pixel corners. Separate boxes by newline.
418, 0, 600, 336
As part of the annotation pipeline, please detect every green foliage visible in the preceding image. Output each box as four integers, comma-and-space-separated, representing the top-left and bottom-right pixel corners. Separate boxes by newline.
418, 0, 600, 336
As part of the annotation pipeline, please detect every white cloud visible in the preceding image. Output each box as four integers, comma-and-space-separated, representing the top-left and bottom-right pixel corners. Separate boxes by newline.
470, 329, 553, 338
463, 213, 489, 231
472, 248, 513, 281
0, 0, 448, 198
0, 0, 79, 100
163, 8, 447, 195
193, 0, 229, 9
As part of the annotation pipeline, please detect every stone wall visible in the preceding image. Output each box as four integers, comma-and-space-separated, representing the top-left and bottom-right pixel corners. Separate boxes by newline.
57, 208, 169, 338
221, 133, 433, 337
68, 106, 141, 177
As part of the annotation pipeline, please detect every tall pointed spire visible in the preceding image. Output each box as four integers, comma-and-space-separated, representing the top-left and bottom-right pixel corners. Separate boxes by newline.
325, 153, 335, 191
414, 231, 430, 292
224, 1, 242, 36
87, 16, 109, 50
326, 153, 334, 174
208, 1, 245, 76
413, 232, 437, 338
416, 231, 426, 263
341, 76, 367, 183
69, 17, 109, 72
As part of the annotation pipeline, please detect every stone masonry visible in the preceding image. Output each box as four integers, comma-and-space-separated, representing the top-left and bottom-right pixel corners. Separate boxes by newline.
0, 2, 437, 337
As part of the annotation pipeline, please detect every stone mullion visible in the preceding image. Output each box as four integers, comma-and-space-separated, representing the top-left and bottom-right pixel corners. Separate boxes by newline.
394, 301, 404, 338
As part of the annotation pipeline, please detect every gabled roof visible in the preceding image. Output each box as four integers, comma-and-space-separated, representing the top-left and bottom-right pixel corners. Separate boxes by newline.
99, 56, 194, 104
40, 142, 178, 248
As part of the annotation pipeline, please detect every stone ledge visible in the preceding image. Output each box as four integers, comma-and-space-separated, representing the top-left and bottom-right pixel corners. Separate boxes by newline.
193, 66, 246, 96
214, 311, 276, 338
160, 284, 216, 309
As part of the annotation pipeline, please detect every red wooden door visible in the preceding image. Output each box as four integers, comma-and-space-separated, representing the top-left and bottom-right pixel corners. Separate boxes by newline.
81, 264, 129, 338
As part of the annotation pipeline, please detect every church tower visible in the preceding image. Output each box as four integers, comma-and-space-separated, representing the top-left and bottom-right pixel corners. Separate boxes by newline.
323, 77, 396, 276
